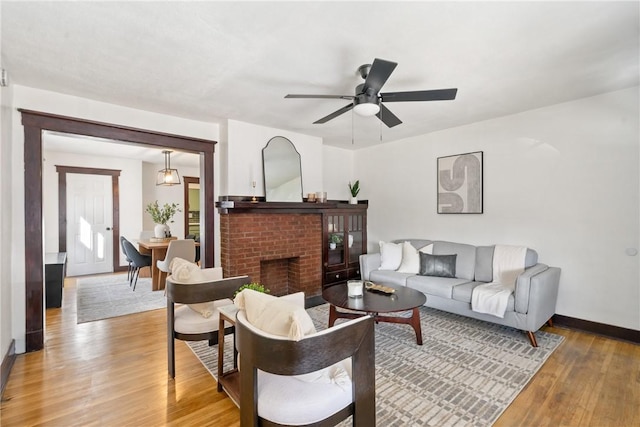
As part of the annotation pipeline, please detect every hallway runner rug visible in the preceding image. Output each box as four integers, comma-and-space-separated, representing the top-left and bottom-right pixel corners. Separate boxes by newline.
187, 304, 564, 427
76, 274, 166, 323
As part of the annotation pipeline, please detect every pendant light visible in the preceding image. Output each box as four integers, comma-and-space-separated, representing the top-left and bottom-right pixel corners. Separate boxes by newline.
156, 150, 181, 186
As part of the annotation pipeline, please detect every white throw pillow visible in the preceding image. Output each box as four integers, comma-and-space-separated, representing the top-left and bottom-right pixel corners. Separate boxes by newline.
379, 241, 403, 270
234, 289, 316, 340
397, 242, 434, 274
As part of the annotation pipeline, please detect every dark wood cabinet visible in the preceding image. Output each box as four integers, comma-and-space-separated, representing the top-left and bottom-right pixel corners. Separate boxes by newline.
323, 207, 367, 288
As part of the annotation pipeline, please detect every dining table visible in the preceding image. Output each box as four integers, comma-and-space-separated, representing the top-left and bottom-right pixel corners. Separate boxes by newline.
138, 238, 199, 291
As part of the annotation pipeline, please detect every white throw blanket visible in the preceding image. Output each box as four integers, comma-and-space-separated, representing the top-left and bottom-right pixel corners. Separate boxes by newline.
472, 245, 527, 318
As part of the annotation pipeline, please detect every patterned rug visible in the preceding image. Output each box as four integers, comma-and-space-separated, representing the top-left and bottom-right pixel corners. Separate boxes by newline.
76, 274, 166, 323
187, 304, 564, 426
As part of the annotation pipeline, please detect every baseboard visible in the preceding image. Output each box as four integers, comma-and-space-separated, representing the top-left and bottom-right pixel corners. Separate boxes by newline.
553, 315, 640, 344
1, 339, 16, 400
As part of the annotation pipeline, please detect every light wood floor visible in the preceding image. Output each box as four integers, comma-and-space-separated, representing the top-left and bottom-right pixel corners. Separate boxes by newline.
1, 276, 638, 426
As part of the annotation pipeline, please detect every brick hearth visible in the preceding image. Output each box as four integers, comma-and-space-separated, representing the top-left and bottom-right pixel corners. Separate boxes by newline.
220, 213, 322, 297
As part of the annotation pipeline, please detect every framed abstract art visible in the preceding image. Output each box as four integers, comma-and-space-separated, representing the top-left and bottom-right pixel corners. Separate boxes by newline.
437, 151, 483, 214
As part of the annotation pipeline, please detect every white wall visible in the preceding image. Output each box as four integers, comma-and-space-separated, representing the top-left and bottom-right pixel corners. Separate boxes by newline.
226, 120, 324, 198
9, 85, 219, 353
356, 87, 639, 331
42, 150, 144, 268
0, 80, 14, 361
322, 145, 355, 200
141, 161, 200, 239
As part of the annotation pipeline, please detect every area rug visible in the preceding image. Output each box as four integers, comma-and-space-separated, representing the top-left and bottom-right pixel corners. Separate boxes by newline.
187, 304, 564, 427
76, 274, 166, 323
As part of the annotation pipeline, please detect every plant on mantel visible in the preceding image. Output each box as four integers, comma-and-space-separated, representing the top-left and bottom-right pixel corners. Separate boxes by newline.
348, 180, 360, 204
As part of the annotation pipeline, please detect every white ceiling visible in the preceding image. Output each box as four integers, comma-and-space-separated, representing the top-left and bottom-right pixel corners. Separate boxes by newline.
2, 1, 639, 155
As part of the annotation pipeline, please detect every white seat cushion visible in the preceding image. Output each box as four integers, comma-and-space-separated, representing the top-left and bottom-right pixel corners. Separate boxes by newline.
257, 370, 352, 425
174, 299, 233, 335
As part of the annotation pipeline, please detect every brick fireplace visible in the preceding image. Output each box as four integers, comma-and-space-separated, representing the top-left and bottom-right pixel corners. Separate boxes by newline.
220, 211, 323, 297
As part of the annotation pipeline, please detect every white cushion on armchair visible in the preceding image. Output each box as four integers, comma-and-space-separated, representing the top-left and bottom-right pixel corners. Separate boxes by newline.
236, 310, 355, 425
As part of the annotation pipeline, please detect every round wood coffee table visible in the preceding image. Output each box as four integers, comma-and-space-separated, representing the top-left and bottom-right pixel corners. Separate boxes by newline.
322, 283, 427, 345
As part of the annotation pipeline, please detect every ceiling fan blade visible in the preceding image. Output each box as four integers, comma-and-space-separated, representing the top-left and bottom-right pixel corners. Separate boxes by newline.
313, 103, 354, 124
363, 58, 398, 94
285, 94, 354, 100
376, 104, 402, 128
380, 88, 458, 102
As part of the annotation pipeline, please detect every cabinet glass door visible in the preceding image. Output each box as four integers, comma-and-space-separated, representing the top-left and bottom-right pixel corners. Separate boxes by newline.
348, 214, 364, 264
327, 214, 345, 267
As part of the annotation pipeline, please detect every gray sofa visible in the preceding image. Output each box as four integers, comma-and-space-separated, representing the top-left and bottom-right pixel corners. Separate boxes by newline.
359, 239, 561, 346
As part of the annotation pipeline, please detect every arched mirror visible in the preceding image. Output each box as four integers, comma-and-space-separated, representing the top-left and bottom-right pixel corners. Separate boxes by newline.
262, 136, 303, 202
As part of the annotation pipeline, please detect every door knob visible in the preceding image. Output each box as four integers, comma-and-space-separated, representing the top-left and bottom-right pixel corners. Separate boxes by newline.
106, 227, 112, 231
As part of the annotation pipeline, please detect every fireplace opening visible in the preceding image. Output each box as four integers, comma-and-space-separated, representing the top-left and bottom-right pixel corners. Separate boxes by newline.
260, 257, 301, 296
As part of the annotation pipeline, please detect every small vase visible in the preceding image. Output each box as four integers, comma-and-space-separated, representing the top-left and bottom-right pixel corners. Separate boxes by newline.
154, 223, 169, 238
349, 196, 358, 205
329, 242, 337, 250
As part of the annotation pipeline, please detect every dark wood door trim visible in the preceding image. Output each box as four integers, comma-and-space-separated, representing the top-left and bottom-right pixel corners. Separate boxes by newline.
183, 176, 200, 236
20, 109, 217, 352
55, 166, 121, 272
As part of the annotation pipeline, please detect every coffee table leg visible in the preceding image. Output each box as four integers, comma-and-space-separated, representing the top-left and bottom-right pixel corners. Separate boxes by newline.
328, 304, 337, 327
411, 307, 423, 345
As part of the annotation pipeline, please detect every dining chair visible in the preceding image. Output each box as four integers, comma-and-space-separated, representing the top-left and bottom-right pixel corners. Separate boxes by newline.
120, 236, 133, 282
157, 239, 196, 286
186, 234, 201, 264
121, 239, 153, 290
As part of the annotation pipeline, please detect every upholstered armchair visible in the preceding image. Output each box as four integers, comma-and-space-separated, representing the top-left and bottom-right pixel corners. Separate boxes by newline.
235, 292, 376, 427
157, 239, 196, 286
165, 264, 250, 378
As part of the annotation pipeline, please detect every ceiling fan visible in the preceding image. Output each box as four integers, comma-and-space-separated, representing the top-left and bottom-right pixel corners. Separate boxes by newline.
285, 58, 458, 128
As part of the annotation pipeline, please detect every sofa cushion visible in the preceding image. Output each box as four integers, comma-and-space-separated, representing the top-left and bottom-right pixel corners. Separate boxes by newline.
433, 241, 477, 280
452, 281, 515, 312
475, 246, 539, 282
369, 270, 413, 287
397, 242, 433, 274
406, 275, 471, 299
379, 241, 403, 270
419, 253, 457, 278
475, 246, 494, 282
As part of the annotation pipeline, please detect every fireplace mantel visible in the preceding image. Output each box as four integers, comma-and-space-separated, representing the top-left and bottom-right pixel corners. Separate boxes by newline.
217, 197, 368, 300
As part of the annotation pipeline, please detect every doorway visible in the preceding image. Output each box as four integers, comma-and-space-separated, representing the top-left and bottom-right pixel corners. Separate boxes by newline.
183, 176, 200, 239
21, 109, 217, 352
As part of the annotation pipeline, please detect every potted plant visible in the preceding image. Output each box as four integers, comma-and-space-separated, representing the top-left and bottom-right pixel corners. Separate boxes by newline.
234, 282, 270, 297
348, 180, 360, 204
329, 233, 343, 250
146, 201, 181, 238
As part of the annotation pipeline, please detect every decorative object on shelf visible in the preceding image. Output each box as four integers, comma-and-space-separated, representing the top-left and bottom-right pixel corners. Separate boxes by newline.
146, 201, 181, 238
307, 192, 316, 202
156, 150, 182, 186
437, 151, 483, 214
233, 282, 270, 298
315, 191, 327, 203
349, 180, 360, 204
329, 233, 343, 250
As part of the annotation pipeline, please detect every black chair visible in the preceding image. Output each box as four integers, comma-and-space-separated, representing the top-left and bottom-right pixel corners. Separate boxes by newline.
121, 239, 152, 290
120, 236, 133, 282
186, 234, 201, 264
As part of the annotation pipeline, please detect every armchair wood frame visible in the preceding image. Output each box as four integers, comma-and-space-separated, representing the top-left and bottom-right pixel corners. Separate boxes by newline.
236, 312, 376, 427
166, 275, 250, 378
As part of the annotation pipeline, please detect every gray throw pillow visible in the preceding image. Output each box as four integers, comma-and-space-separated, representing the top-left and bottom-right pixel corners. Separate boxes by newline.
419, 253, 457, 278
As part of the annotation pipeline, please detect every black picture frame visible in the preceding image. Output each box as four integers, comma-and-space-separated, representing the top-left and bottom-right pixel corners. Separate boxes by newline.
437, 151, 483, 214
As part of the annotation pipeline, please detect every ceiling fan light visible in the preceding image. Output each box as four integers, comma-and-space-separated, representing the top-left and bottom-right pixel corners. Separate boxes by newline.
353, 102, 380, 117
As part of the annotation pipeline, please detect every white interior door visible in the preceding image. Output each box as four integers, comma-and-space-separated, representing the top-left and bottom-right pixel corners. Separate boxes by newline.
66, 173, 113, 276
